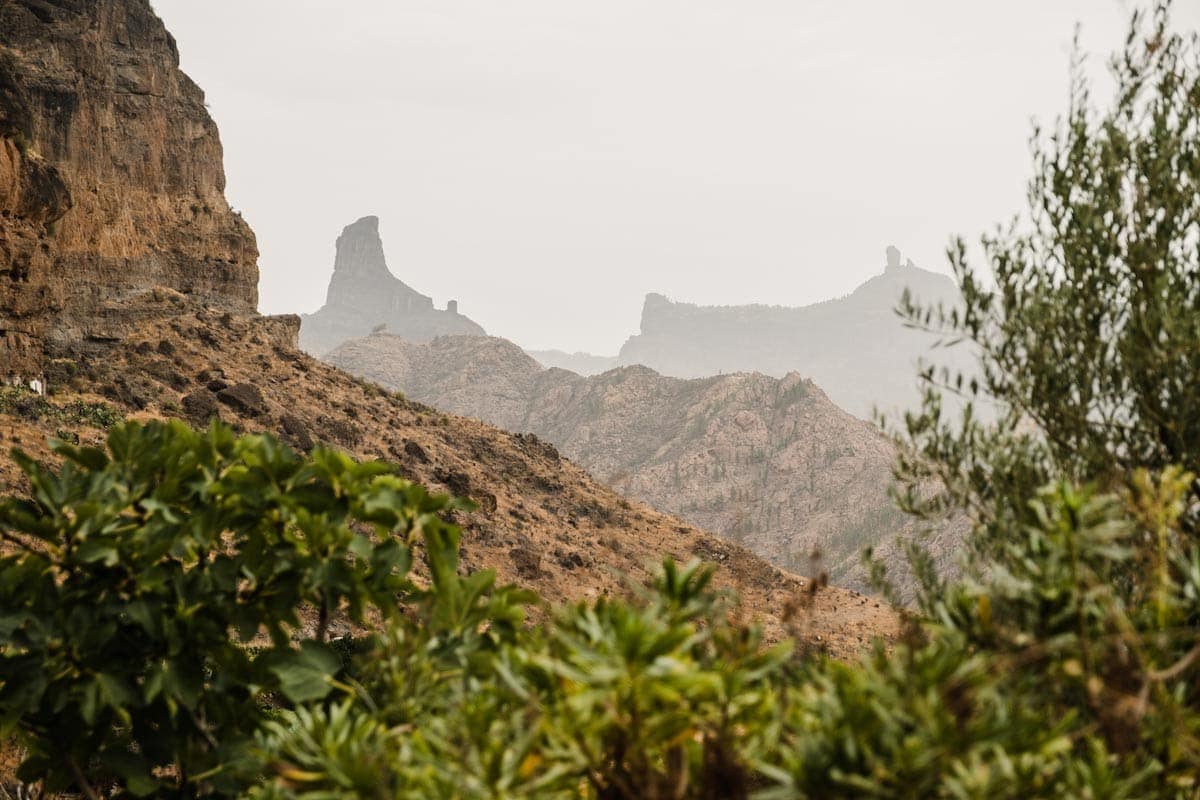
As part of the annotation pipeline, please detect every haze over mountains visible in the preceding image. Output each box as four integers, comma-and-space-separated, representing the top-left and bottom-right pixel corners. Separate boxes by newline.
301, 220, 964, 593
1, 0, 886, 663
529, 245, 971, 420
298, 219, 968, 420
614, 247, 969, 419
299, 216, 484, 356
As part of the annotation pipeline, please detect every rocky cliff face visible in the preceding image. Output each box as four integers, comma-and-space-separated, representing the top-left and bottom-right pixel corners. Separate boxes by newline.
299, 216, 485, 355
617, 248, 973, 419
328, 332, 957, 592
0, 0, 258, 373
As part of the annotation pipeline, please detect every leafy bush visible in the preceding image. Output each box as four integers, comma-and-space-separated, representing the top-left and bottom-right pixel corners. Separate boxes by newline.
0, 433, 1198, 797
0, 420, 460, 796
893, 3, 1200, 560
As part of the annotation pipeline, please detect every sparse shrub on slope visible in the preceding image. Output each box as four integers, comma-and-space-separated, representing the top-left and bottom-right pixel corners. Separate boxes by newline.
0, 386, 123, 430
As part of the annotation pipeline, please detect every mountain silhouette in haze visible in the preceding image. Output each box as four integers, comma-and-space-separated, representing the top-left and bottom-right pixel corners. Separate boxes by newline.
299, 216, 484, 355
327, 331, 963, 594
530, 246, 971, 420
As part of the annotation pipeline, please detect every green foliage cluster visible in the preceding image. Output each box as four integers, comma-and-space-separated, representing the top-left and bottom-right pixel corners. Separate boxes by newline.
893, 3, 1200, 558
0, 386, 123, 430
0, 421, 455, 796
2, 421, 1197, 797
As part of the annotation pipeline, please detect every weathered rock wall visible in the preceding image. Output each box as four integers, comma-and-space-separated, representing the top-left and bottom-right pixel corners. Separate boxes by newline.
0, 0, 258, 373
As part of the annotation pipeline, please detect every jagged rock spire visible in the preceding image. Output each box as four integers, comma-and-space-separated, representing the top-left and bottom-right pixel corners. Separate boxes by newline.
300, 217, 485, 355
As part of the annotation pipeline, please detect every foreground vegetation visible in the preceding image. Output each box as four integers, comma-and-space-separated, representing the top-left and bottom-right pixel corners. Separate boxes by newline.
2, 3, 1199, 798
1, 418, 1195, 798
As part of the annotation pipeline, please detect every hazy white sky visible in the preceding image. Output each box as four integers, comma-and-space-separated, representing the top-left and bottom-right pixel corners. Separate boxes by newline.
152, 1, 1199, 354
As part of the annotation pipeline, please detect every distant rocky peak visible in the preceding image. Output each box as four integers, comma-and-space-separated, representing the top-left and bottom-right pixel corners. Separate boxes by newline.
333, 216, 388, 278
885, 245, 923, 273
323, 215, 427, 309
300, 216, 485, 355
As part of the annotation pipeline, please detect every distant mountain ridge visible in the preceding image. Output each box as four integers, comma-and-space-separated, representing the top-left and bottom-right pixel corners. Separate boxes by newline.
524, 247, 971, 420
528, 349, 621, 375
327, 332, 956, 592
617, 248, 969, 419
299, 216, 484, 355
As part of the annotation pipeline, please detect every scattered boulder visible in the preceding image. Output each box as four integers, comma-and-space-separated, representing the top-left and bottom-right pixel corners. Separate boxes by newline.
509, 546, 542, 580
435, 467, 471, 498
318, 415, 360, 446
181, 390, 219, 423
556, 549, 586, 571
403, 439, 429, 463
279, 413, 314, 451
216, 383, 266, 417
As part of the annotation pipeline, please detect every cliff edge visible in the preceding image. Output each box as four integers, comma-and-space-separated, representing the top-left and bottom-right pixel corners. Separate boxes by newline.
0, 0, 257, 374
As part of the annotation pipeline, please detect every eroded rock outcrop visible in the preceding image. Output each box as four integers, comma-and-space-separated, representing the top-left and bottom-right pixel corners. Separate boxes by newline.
299, 216, 484, 355
0, 0, 259, 373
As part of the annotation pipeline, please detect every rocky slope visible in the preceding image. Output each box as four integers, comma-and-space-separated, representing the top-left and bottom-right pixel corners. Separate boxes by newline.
0, 312, 897, 657
327, 332, 945, 591
299, 216, 485, 356
0, 0, 894, 665
0, 0, 258, 375
617, 246, 972, 419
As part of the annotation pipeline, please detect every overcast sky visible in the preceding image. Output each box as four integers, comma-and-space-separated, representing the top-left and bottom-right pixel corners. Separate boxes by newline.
152, 1, 1199, 354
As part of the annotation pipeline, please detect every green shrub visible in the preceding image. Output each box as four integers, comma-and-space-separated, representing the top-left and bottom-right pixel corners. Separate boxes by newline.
0, 420, 461, 796
892, 2, 1200, 564
0, 427, 1197, 798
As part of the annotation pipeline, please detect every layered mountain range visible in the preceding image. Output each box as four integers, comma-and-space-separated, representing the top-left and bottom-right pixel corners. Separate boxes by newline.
300, 215, 969, 422
0, 0, 889, 674
326, 332, 957, 592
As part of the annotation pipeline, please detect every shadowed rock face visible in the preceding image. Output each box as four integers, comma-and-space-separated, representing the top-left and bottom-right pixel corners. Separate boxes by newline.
0, 0, 259, 372
299, 216, 485, 355
617, 250, 973, 420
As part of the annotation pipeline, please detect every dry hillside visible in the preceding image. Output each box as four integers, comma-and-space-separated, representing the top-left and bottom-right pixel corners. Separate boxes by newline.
326, 332, 957, 592
0, 312, 897, 656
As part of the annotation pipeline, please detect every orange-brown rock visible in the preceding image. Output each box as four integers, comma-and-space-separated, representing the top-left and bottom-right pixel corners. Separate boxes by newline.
0, 0, 257, 374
